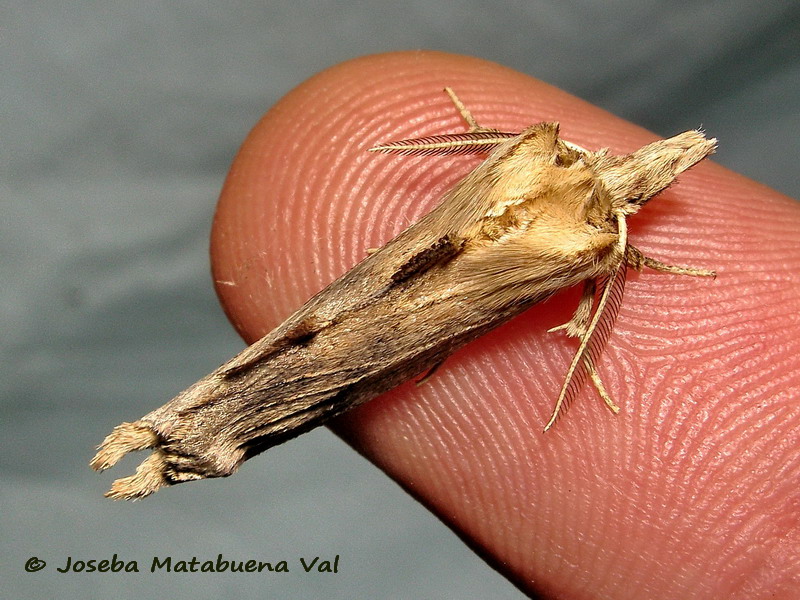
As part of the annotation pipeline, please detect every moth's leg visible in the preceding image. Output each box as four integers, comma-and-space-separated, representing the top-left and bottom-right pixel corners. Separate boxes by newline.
547, 279, 621, 413
586, 359, 621, 414
544, 268, 627, 431
549, 280, 596, 338
544, 215, 629, 431
627, 245, 716, 278
443, 87, 498, 134
415, 360, 445, 386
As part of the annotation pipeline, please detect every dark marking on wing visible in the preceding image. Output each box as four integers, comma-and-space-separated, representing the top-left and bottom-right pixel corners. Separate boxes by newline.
391, 234, 465, 285
221, 316, 330, 380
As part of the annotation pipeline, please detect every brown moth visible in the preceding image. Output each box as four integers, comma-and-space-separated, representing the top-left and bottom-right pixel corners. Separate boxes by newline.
91, 89, 716, 500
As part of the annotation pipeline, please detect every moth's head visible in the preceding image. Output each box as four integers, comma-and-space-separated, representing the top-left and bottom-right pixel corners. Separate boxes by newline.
589, 130, 716, 216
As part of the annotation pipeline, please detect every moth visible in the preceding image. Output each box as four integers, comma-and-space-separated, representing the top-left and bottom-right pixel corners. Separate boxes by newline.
91, 88, 716, 499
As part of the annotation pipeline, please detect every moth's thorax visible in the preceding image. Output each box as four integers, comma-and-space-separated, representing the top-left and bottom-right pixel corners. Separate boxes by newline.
584, 184, 617, 232
477, 157, 616, 239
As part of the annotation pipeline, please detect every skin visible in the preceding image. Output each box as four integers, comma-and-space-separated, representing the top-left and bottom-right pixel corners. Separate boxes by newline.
210, 51, 800, 599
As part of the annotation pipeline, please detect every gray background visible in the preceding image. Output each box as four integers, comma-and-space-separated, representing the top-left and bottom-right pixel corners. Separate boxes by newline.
3, 2, 797, 598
